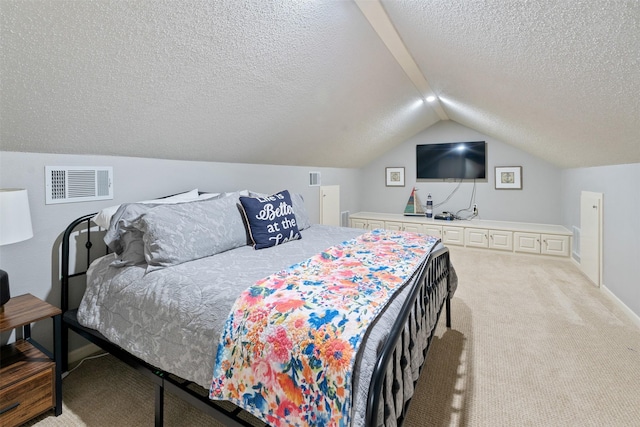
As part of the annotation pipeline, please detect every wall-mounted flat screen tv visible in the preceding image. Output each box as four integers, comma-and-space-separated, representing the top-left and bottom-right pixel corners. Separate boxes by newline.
416, 141, 487, 180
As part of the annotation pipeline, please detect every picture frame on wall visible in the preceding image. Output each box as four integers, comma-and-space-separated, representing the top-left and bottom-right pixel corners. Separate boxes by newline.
385, 167, 405, 187
495, 166, 523, 190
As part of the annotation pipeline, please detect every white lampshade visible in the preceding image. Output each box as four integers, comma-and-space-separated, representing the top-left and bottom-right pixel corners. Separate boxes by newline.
0, 189, 34, 246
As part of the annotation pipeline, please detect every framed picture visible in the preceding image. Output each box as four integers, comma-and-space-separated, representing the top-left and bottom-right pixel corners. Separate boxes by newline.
385, 167, 405, 187
495, 166, 523, 190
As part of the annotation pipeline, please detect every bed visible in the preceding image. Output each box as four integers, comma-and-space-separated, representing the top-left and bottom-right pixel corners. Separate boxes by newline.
60, 189, 457, 427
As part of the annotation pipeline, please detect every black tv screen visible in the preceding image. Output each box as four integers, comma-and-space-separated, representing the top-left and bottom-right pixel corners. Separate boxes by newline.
416, 141, 487, 180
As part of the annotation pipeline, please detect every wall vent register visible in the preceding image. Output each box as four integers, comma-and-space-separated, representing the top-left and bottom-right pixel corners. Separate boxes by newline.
309, 171, 321, 187
45, 166, 113, 204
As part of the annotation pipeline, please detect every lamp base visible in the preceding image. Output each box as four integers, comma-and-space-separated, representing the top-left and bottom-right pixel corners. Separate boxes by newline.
0, 269, 10, 309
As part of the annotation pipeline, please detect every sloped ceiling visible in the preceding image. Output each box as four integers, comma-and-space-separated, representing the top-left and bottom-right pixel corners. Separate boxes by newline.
1, 0, 638, 169
382, 0, 640, 168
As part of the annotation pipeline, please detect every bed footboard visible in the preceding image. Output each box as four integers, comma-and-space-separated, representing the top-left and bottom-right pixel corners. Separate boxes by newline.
366, 246, 450, 427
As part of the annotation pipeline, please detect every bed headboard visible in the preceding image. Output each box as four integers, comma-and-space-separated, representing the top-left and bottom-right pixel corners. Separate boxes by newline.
61, 213, 100, 314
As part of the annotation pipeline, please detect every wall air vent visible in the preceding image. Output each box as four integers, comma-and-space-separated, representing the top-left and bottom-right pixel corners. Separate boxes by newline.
45, 166, 113, 204
341, 211, 350, 227
309, 171, 321, 187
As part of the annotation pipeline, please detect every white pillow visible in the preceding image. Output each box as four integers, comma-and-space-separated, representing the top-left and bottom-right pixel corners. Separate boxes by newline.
92, 189, 206, 229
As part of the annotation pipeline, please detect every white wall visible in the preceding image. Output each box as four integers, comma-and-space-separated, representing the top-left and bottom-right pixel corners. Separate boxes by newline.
0, 151, 362, 351
560, 163, 640, 320
359, 121, 563, 224
3, 147, 637, 354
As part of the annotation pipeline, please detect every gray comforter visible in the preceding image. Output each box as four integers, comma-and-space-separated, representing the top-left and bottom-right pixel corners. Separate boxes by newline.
77, 224, 457, 426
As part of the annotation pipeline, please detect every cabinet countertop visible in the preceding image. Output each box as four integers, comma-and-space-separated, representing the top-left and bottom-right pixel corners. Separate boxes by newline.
349, 212, 572, 235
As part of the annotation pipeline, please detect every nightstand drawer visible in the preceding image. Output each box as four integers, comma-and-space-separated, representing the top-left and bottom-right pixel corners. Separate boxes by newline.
0, 366, 54, 427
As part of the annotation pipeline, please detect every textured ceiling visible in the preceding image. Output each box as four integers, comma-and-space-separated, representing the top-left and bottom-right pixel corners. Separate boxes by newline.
1, 0, 638, 168
382, 0, 640, 168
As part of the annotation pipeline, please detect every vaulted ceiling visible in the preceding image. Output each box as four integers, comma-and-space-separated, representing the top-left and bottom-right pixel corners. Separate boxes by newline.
2, 1, 639, 169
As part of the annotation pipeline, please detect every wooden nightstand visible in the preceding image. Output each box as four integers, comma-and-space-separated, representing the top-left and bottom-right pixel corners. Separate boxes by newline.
0, 294, 62, 427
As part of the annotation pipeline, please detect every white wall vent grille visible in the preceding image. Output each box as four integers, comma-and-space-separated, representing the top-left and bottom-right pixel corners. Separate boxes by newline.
45, 166, 113, 204
309, 171, 321, 187
572, 226, 581, 262
341, 211, 350, 227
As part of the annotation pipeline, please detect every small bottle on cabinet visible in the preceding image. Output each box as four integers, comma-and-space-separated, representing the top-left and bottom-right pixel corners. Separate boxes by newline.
426, 193, 433, 218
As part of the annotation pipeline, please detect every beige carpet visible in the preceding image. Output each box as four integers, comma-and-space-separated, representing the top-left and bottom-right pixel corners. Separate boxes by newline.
28, 247, 640, 426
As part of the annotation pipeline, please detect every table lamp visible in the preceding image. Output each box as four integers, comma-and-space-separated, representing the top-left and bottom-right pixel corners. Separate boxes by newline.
0, 188, 34, 311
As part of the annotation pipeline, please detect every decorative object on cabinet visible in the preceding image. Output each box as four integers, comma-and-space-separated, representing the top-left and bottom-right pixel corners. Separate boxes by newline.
385, 167, 405, 187
0, 189, 34, 309
403, 187, 425, 216
495, 166, 523, 190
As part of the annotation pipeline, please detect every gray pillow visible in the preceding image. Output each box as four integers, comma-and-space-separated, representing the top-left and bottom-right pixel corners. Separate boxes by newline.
104, 203, 156, 266
135, 193, 247, 272
104, 193, 231, 267
290, 192, 311, 230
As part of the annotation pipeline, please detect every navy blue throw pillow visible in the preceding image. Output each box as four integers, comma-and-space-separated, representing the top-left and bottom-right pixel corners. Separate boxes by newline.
239, 190, 302, 249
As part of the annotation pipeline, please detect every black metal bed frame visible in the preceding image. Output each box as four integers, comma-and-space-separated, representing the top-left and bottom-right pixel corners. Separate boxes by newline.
60, 213, 451, 427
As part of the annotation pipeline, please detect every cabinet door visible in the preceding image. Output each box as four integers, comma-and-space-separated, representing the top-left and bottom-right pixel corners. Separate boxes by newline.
465, 228, 488, 248
514, 232, 541, 254
384, 221, 403, 231
368, 219, 385, 230
402, 222, 423, 233
541, 234, 570, 257
489, 230, 513, 251
350, 219, 368, 229
442, 226, 464, 245
319, 185, 340, 226
423, 225, 442, 238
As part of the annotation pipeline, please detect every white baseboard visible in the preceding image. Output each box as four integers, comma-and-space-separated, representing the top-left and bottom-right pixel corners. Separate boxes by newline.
602, 284, 640, 329
571, 257, 639, 329
67, 342, 103, 366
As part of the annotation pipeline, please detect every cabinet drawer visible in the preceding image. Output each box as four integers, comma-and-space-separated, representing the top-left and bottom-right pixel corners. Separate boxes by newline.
0, 367, 54, 427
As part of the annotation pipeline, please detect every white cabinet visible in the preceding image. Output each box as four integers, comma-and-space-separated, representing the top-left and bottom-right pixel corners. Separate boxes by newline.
442, 226, 464, 246
464, 228, 513, 251
350, 218, 368, 229
422, 225, 442, 238
465, 228, 488, 248
369, 219, 385, 229
541, 234, 570, 257
384, 221, 404, 231
489, 230, 513, 251
352, 219, 427, 234
514, 232, 541, 254
349, 212, 571, 257
354, 219, 438, 235
514, 232, 570, 256
402, 222, 424, 233
350, 218, 384, 230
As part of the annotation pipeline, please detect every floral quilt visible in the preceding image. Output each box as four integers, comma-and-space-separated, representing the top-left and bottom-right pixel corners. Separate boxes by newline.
209, 229, 439, 426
